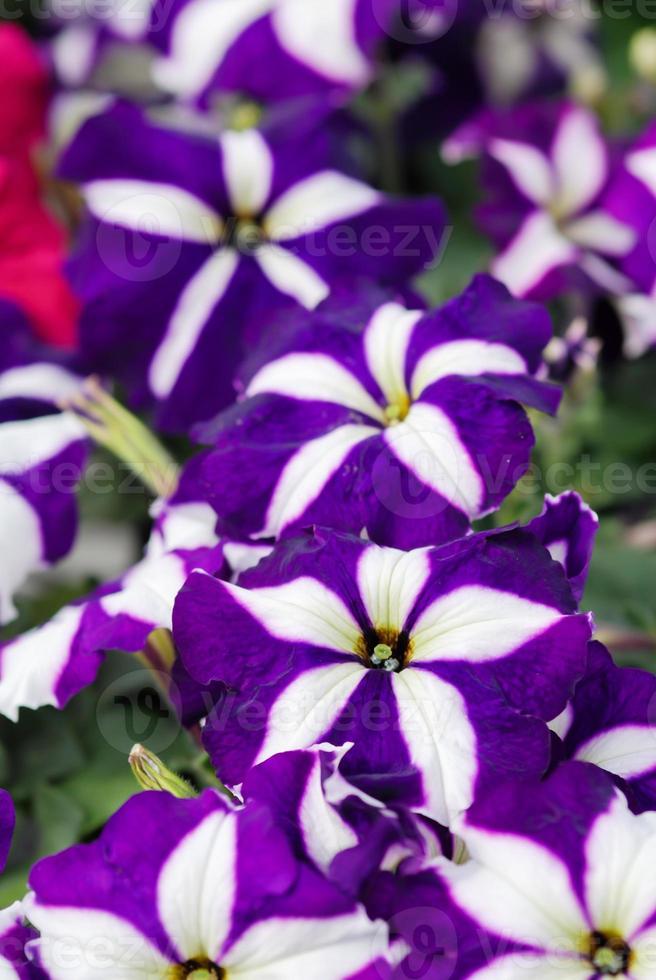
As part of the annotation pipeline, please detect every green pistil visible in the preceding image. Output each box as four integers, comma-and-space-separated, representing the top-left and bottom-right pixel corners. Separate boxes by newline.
373, 643, 393, 661
588, 931, 631, 976
229, 100, 263, 131
383, 397, 410, 425
370, 642, 401, 672
593, 947, 626, 975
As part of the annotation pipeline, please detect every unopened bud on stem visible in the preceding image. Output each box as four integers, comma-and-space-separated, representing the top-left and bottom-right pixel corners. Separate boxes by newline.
631, 28, 656, 85
129, 744, 197, 798
62, 377, 179, 499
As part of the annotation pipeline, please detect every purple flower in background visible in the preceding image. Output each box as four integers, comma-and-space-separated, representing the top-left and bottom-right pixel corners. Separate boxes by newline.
544, 316, 601, 383
0, 902, 41, 980
0, 407, 87, 625
476, 1, 604, 108
555, 642, 656, 814
367, 762, 656, 978
603, 121, 656, 356
47, 0, 158, 92
0, 312, 84, 425
526, 491, 598, 601
444, 102, 635, 300
173, 525, 591, 824
149, 0, 396, 104
0, 794, 37, 978
27, 789, 391, 979
0, 482, 224, 719
0, 311, 88, 625
196, 276, 560, 550
60, 101, 445, 432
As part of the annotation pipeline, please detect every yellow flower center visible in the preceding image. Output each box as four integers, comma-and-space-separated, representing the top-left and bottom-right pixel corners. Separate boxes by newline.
356, 627, 412, 672
383, 394, 410, 426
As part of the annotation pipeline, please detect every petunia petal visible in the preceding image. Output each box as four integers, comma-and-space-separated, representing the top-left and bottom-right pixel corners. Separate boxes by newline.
584, 795, 656, 940
83, 179, 223, 243
222, 909, 387, 978
443, 826, 588, 949
410, 586, 563, 664
254, 663, 365, 764
265, 171, 381, 240
551, 106, 608, 216
247, 352, 383, 421
260, 424, 378, 537
157, 810, 237, 963
488, 138, 554, 206
273, 0, 371, 86
148, 248, 240, 398
221, 129, 273, 218
491, 211, 577, 298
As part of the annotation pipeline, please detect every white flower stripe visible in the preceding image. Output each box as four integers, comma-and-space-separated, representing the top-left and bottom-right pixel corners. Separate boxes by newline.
573, 725, 656, 779
83, 179, 223, 243
410, 339, 527, 399
260, 423, 378, 537
149, 249, 240, 399
157, 810, 237, 963
220, 576, 361, 653
255, 663, 365, 764
246, 352, 384, 421
264, 171, 381, 240
410, 586, 564, 664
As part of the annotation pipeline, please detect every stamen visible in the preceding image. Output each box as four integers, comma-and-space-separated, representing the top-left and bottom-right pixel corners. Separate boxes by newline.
383, 395, 410, 426
359, 629, 410, 672
177, 959, 224, 979
224, 217, 266, 253
588, 931, 631, 976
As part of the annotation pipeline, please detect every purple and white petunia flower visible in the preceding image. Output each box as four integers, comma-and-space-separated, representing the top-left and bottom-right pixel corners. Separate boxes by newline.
195, 275, 560, 549
148, 0, 396, 104
526, 491, 598, 601
370, 762, 656, 979
0, 796, 36, 979
0, 360, 83, 424
603, 120, 656, 356
555, 642, 656, 815
0, 903, 43, 980
242, 742, 449, 898
0, 409, 87, 625
0, 304, 84, 423
173, 525, 591, 825
26, 788, 391, 979
0, 484, 224, 719
46, 0, 158, 92
0, 312, 88, 624
544, 316, 601, 383
59, 101, 445, 432
476, 1, 605, 108
444, 102, 635, 300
